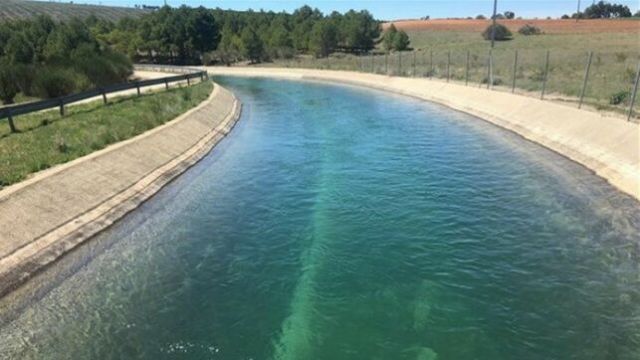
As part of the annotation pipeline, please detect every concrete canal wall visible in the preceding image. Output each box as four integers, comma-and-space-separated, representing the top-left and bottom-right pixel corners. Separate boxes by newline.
0, 82, 241, 298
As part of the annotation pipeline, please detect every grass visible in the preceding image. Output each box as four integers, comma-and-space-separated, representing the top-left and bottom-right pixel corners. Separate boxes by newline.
0, 80, 213, 188
269, 28, 640, 115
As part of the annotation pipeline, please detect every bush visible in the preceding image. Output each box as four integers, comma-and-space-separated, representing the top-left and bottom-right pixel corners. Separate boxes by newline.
609, 90, 630, 105
518, 24, 542, 35
71, 45, 132, 87
32, 68, 81, 98
482, 24, 513, 41
0, 62, 18, 105
561, 14, 571, 19
393, 30, 410, 51
13, 64, 36, 96
481, 77, 504, 86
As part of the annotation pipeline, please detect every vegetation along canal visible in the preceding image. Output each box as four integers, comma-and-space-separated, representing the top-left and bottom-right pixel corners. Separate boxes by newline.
1, 77, 639, 359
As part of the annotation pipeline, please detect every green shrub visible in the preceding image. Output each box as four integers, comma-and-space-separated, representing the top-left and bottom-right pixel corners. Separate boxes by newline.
72, 45, 132, 87
481, 77, 504, 86
609, 90, 630, 105
624, 68, 637, 84
482, 24, 513, 41
0, 60, 19, 104
529, 69, 546, 82
518, 24, 542, 36
12, 63, 36, 96
32, 68, 80, 98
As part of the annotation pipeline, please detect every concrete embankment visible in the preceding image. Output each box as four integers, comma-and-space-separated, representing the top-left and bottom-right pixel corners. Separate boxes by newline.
0, 82, 241, 298
206, 67, 640, 201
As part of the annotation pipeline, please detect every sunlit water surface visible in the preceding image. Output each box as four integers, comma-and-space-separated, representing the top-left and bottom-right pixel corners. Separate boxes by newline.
1, 77, 639, 360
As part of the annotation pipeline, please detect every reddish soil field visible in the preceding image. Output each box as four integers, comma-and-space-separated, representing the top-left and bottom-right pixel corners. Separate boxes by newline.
384, 19, 640, 34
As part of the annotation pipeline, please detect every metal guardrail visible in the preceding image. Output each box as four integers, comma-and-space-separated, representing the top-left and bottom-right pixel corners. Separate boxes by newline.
0, 67, 208, 133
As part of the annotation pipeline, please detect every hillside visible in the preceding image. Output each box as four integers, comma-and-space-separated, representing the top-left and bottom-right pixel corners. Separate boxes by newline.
0, 0, 149, 22
385, 18, 640, 34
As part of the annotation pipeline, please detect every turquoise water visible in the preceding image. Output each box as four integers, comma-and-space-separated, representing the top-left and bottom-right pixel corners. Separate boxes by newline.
1, 77, 640, 359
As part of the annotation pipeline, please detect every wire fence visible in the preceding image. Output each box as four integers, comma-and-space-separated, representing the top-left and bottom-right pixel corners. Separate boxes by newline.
0, 66, 208, 133
274, 49, 640, 122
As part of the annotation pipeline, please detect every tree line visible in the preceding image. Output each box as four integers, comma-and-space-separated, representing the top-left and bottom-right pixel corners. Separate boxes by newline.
0, 15, 132, 105
102, 5, 381, 65
0, 5, 382, 104
564, 1, 635, 19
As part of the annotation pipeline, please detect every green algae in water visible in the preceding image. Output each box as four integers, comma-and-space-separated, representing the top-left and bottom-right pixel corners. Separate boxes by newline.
1, 77, 639, 360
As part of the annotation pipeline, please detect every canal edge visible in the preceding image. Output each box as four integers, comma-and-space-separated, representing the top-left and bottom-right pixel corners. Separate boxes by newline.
0, 84, 243, 302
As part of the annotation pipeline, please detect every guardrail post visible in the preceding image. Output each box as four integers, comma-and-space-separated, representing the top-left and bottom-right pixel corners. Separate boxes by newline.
59, 99, 65, 116
465, 50, 470, 85
136, 82, 141, 96
446, 51, 451, 82
627, 62, 640, 122
101, 89, 107, 104
578, 51, 593, 109
541, 50, 550, 100
512, 50, 518, 93
7, 109, 16, 133
186, 74, 190, 86
165, 79, 169, 90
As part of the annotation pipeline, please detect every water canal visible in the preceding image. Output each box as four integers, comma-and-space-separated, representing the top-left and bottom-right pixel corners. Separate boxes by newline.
1, 77, 639, 359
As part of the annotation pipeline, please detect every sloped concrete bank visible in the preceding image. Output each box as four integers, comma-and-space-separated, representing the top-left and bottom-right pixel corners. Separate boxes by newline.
0, 83, 241, 299
206, 67, 640, 201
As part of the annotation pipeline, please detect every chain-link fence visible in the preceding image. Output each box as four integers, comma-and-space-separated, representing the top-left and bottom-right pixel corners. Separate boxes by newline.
274, 49, 640, 121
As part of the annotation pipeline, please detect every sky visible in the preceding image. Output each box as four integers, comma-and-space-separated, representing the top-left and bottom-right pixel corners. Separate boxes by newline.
63, 0, 640, 20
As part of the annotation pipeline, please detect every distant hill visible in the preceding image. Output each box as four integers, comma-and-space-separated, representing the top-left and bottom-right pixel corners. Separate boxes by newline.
0, 0, 150, 22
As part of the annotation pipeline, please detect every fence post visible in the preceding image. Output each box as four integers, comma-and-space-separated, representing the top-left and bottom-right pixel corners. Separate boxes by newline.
59, 99, 65, 116
465, 51, 470, 85
429, 50, 433, 77
385, 53, 388, 75
7, 109, 16, 133
541, 50, 550, 100
422, 51, 427, 77
486, 50, 492, 89
578, 51, 593, 109
398, 51, 402, 76
412, 51, 417, 77
627, 62, 640, 121
511, 50, 518, 93
370, 52, 374, 73
446, 51, 451, 82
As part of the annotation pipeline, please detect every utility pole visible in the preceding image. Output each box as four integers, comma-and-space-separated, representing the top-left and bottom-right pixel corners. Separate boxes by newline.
490, 0, 498, 49
576, 0, 581, 22
489, 0, 498, 88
